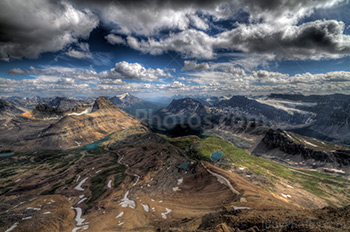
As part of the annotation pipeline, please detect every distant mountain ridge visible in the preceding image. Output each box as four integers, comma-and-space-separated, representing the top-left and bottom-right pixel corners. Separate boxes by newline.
0, 97, 147, 151
109, 92, 161, 117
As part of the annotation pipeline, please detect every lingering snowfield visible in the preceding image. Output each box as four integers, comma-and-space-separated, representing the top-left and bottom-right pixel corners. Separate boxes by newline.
281, 193, 292, 199
107, 180, 112, 189
161, 208, 172, 219
72, 225, 89, 232
133, 174, 140, 186
115, 212, 124, 219
72, 207, 85, 226
172, 186, 180, 192
141, 204, 149, 212
177, 178, 183, 185
5, 222, 18, 232
68, 106, 92, 116
15, 178, 21, 183
117, 221, 125, 226
77, 197, 87, 205
74, 177, 89, 191
201, 163, 240, 196
119, 191, 136, 209
233, 206, 251, 210
303, 140, 318, 147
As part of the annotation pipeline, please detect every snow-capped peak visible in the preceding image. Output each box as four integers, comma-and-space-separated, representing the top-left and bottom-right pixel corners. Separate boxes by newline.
116, 92, 130, 99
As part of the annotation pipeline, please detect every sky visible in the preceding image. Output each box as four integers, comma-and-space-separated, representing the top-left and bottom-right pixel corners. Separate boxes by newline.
1, 0, 350, 99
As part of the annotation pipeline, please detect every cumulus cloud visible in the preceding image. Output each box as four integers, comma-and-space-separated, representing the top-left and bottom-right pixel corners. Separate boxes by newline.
0, 0, 98, 61
182, 60, 210, 71
1, 0, 349, 61
127, 29, 216, 59
218, 20, 350, 60
126, 19, 350, 60
3, 66, 350, 97
101, 61, 171, 81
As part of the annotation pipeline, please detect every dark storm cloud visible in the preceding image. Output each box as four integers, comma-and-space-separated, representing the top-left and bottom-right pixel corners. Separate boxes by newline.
69, 0, 230, 10
220, 19, 350, 59
0, 0, 348, 61
0, 0, 98, 61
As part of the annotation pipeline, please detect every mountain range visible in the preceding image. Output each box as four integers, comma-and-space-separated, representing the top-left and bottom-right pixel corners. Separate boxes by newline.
0, 93, 350, 231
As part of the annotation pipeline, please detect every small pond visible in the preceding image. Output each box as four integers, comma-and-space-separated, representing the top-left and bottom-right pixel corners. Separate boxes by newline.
0, 152, 14, 157
210, 151, 223, 162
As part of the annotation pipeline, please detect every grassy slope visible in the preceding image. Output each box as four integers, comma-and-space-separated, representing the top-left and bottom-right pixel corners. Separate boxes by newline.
165, 134, 350, 206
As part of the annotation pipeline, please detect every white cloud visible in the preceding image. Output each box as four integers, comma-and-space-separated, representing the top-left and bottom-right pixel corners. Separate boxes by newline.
125, 19, 350, 60
182, 60, 209, 71
66, 49, 92, 59
127, 29, 216, 59
105, 34, 126, 45
100, 61, 171, 81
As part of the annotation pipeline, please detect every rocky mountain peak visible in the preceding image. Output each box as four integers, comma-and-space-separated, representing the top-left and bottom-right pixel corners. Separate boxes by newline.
32, 103, 63, 118
92, 96, 119, 112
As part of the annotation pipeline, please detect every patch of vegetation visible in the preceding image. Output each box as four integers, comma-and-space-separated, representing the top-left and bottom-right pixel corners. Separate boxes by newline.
162, 135, 211, 162
86, 146, 107, 156
86, 164, 126, 211
166, 134, 350, 203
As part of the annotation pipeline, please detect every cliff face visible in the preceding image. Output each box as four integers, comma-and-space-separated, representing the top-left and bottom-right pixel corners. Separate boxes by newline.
254, 129, 350, 171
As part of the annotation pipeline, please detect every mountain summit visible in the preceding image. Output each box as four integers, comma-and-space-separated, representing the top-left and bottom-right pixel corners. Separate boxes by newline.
92, 96, 120, 112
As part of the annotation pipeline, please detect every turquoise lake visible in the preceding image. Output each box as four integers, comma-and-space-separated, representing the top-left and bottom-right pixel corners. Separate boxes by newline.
0, 152, 14, 157
210, 151, 223, 162
77, 132, 115, 151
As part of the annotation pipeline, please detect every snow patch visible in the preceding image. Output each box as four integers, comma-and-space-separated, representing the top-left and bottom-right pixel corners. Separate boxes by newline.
116, 212, 124, 218
118, 221, 125, 226
177, 178, 183, 185
22, 216, 32, 220
72, 207, 87, 226
281, 193, 292, 199
15, 178, 21, 183
5, 222, 18, 232
233, 206, 250, 210
74, 177, 89, 191
107, 180, 112, 189
72, 225, 89, 232
201, 163, 240, 196
68, 106, 92, 116
303, 140, 318, 147
119, 191, 136, 209
141, 204, 149, 212
77, 197, 87, 205
161, 208, 172, 219
75, 141, 81, 146
172, 186, 180, 192
133, 174, 140, 186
